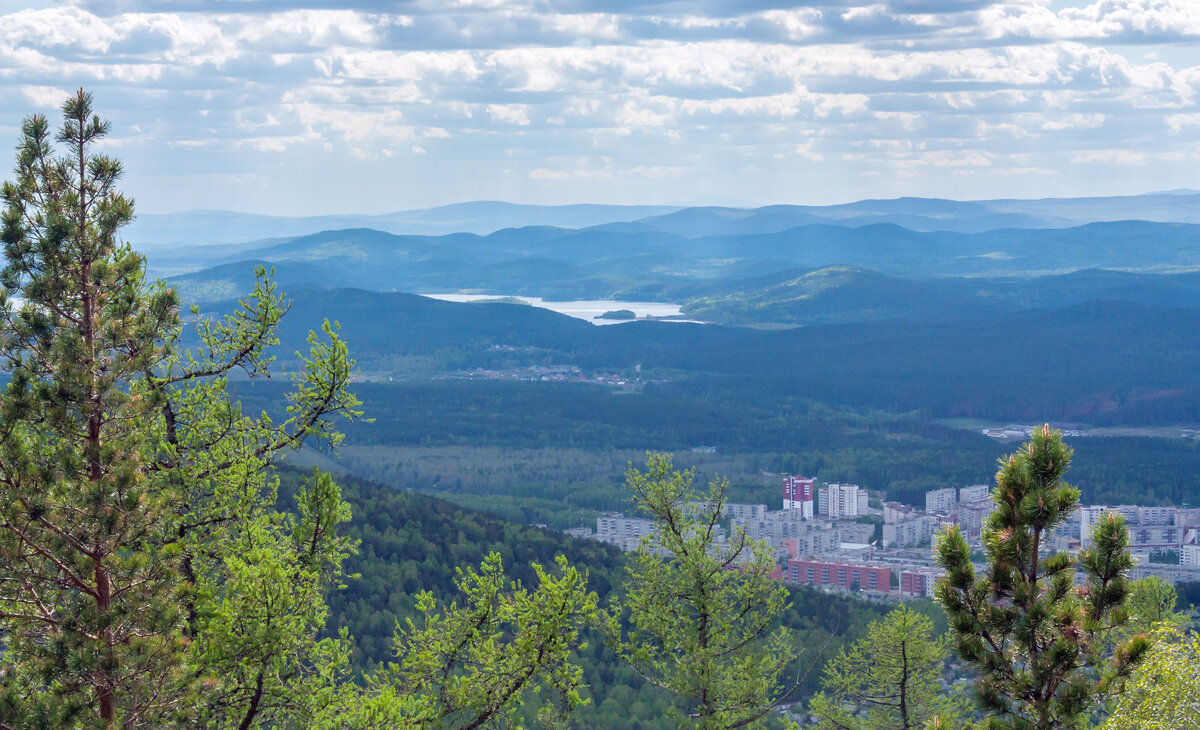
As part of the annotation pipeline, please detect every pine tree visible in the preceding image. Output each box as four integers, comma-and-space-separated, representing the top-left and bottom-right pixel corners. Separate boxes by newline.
808, 606, 968, 730
934, 425, 1148, 730
0, 90, 361, 727
605, 453, 800, 729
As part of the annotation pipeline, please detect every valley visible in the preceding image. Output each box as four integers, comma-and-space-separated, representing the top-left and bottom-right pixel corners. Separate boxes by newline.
152, 192, 1200, 529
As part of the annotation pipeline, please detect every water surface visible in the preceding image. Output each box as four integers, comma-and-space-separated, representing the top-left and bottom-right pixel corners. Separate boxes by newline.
423, 294, 695, 325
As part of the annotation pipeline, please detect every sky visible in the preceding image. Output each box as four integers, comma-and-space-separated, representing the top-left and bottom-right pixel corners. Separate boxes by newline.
1, 0, 1199, 215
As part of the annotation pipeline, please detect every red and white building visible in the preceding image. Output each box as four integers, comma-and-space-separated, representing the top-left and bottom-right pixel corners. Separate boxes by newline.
782, 475, 815, 519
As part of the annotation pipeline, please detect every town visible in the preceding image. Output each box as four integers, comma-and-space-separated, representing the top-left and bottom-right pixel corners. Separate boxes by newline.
568, 475, 1200, 598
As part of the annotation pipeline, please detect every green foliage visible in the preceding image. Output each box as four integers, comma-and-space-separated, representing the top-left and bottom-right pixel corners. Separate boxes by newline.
1102, 626, 1200, 730
1174, 580, 1200, 609
0, 91, 362, 728
189, 470, 360, 729
605, 453, 799, 729
313, 553, 599, 729
0, 92, 600, 730
808, 606, 968, 730
1123, 576, 1189, 637
306, 468, 897, 728
234, 380, 1200, 509
934, 426, 1148, 730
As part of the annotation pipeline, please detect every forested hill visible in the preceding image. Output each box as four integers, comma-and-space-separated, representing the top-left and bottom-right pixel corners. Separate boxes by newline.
159, 219, 1200, 306
221, 289, 1200, 426
681, 266, 1200, 326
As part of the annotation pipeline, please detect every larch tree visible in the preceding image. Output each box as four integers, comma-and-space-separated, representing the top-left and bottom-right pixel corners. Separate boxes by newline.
315, 553, 598, 729
605, 452, 801, 730
1102, 625, 1200, 730
934, 425, 1148, 730
808, 605, 968, 730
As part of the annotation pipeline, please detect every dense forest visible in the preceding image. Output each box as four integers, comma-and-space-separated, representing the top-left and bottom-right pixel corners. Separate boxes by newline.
201, 285, 1200, 430
248, 378, 1200, 513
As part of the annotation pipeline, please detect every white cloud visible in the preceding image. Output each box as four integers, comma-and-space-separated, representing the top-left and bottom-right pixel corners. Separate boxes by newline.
486, 103, 531, 125
19, 84, 69, 108
1, 1, 1198, 213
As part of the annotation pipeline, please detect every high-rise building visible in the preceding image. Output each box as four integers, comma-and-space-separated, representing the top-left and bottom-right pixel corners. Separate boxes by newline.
925, 487, 957, 514
782, 475, 815, 518
882, 516, 933, 547
958, 484, 990, 503
1139, 506, 1175, 526
825, 483, 864, 519
724, 502, 768, 521
883, 501, 917, 524
958, 498, 995, 539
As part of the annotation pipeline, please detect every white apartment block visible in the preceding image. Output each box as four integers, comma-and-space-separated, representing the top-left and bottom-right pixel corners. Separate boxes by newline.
596, 513, 657, 542
1130, 562, 1200, 586
959, 484, 990, 503
725, 502, 768, 521
732, 513, 840, 558
1183, 544, 1200, 567
1127, 525, 1183, 549
925, 487, 957, 514
823, 483, 865, 519
1177, 509, 1200, 527
685, 501, 767, 522
837, 521, 876, 545
958, 498, 995, 538
883, 516, 933, 548
1139, 506, 1175, 526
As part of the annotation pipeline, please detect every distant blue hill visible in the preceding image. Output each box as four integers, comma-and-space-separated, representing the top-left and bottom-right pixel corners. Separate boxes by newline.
163, 218, 1200, 327
127, 202, 684, 245
130, 192, 1200, 247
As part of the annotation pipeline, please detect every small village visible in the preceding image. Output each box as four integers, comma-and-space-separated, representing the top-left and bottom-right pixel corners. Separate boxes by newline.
454, 364, 645, 388
568, 475, 1200, 598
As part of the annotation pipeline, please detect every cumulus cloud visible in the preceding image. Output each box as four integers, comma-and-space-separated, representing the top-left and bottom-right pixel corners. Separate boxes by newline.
0, 0, 1198, 213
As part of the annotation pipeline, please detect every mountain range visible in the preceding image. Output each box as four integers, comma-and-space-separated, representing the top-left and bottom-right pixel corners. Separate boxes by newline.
157, 216, 1200, 328
133, 190, 1200, 248
153, 190, 1200, 425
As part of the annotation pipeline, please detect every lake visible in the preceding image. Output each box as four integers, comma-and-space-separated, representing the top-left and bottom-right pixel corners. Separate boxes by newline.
422, 294, 696, 325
